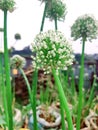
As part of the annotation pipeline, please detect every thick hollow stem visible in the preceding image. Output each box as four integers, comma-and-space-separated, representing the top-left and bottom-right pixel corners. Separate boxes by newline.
32, 69, 38, 130
40, 2, 48, 32
60, 101, 66, 130
0, 53, 3, 100
20, 68, 33, 107
0, 53, 9, 129
2, 82, 9, 130
54, 16, 58, 30
87, 73, 96, 108
76, 38, 85, 130
52, 68, 73, 130
20, 68, 38, 130
54, 14, 66, 129
3, 9, 13, 130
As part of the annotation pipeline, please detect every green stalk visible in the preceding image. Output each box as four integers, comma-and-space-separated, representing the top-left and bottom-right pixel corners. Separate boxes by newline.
64, 69, 69, 89
84, 76, 96, 117
2, 81, 9, 129
60, 101, 66, 130
32, 69, 38, 130
87, 74, 96, 108
55, 17, 66, 129
76, 38, 86, 130
52, 68, 73, 130
70, 68, 76, 105
40, 1, 48, 32
0, 53, 9, 128
20, 68, 38, 130
54, 16, 58, 30
3, 9, 13, 130
32, 1, 48, 129
0, 52, 3, 100
19, 68, 34, 108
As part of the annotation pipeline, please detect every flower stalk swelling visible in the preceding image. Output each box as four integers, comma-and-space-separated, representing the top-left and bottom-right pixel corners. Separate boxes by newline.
71, 14, 98, 130
31, 30, 74, 130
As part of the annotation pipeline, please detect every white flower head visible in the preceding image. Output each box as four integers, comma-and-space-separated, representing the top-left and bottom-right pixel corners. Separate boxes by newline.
31, 30, 74, 73
71, 14, 98, 41
0, 0, 16, 12
10, 55, 26, 69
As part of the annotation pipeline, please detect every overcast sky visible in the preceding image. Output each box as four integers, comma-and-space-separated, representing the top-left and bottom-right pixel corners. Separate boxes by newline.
0, 0, 98, 54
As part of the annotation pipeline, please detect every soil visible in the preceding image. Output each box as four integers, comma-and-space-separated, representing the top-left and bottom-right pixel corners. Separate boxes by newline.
13, 66, 54, 105
39, 112, 56, 123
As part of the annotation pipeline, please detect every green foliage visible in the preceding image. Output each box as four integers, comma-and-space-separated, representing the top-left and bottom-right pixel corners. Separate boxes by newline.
0, 107, 6, 129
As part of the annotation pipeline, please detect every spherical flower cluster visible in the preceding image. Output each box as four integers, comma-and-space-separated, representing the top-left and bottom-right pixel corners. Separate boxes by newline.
31, 30, 74, 74
71, 14, 98, 41
46, 0, 67, 21
0, 0, 16, 12
10, 55, 26, 69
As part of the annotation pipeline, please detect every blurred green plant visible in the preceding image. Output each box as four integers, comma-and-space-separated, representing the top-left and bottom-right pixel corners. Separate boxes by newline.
59, 64, 98, 129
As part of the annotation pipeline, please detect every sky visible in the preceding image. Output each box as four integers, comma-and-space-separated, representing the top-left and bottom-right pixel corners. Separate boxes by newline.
0, 0, 98, 54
